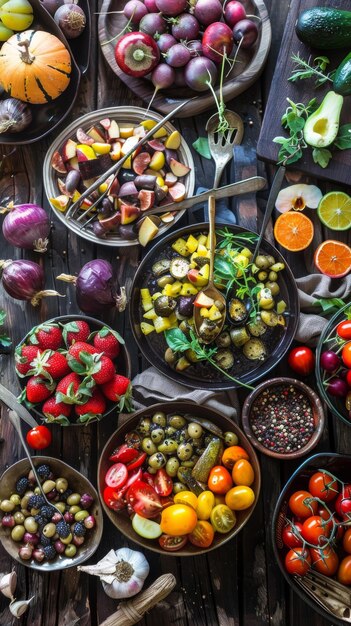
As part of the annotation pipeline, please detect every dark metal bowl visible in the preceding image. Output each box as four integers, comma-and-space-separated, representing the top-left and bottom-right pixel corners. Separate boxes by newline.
130, 222, 299, 390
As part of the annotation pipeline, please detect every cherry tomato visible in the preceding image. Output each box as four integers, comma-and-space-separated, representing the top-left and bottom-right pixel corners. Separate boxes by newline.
210, 504, 236, 534
154, 469, 173, 497
225, 485, 255, 511
308, 471, 339, 502
337, 555, 351, 585
288, 490, 318, 519
125, 468, 143, 490
232, 459, 254, 487
346, 370, 351, 388
109, 444, 139, 464
105, 463, 128, 489
285, 547, 311, 576
301, 515, 332, 546
158, 534, 188, 552
142, 471, 155, 487
342, 342, 351, 368
26, 425, 52, 450
160, 504, 197, 536
196, 491, 215, 520
335, 485, 351, 519
310, 546, 339, 576
126, 451, 147, 471
288, 346, 315, 376
160, 496, 174, 510
103, 485, 127, 511
316, 506, 335, 535
188, 520, 215, 548
126, 480, 162, 519
337, 320, 351, 340
222, 446, 249, 470
343, 528, 351, 554
282, 522, 303, 549
173, 490, 198, 510
208, 465, 233, 495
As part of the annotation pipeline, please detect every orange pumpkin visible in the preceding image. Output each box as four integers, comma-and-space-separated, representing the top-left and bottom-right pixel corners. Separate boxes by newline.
0, 30, 71, 104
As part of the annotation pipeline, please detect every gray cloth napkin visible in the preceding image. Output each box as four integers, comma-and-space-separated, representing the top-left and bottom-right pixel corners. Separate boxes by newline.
295, 274, 351, 345
132, 367, 239, 420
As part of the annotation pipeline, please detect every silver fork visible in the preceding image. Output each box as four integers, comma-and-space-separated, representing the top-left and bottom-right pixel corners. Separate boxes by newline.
206, 110, 244, 188
295, 570, 351, 622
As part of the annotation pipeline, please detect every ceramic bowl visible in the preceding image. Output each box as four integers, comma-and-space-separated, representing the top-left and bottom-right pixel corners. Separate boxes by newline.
43, 106, 195, 247
0, 456, 103, 571
98, 401, 261, 556
15, 314, 131, 426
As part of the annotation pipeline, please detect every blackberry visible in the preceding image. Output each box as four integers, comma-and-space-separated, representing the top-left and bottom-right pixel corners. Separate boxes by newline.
16, 476, 29, 496
34, 514, 46, 528
60, 489, 72, 502
43, 544, 56, 560
40, 504, 55, 519
73, 522, 86, 537
40, 534, 51, 547
56, 520, 70, 538
28, 495, 45, 509
36, 464, 51, 480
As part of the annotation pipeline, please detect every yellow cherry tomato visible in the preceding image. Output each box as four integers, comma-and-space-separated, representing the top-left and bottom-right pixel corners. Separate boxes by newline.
210, 504, 236, 534
174, 491, 198, 510
196, 491, 215, 520
222, 446, 249, 470
225, 486, 255, 511
232, 459, 255, 487
188, 520, 215, 548
160, 504, 197, 536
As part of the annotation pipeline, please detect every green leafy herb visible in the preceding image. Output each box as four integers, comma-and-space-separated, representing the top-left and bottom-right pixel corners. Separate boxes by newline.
214, 248, 260, 319
312, 147, 332, 169
192, 137, 212, 160
164, 328, 254, 390
273, 97, 318, 166
216, 228, 258, 249
289, 53, 335, 87
334, 124, 351, 150
0, 310, 11, 353
313, 297, 347, 316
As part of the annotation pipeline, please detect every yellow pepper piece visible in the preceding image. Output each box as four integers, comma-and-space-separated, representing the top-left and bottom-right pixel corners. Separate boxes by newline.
197, 234, 207, 247
200, 307, 210, 318
197, 243, 208, 256
152, 291, 163, 300
140, 322, 155, 335
154, 316, 172, 333
140, 288, 153, 312
172, 238, 190, 256
180, 283, 198, 296
208, 305, 223, 321
143, 308, 157, 320
186, 234, 198, 254
199, 264, 210, 279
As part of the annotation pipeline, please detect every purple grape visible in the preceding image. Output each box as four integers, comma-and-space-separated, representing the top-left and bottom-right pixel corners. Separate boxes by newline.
320, 350, 341, 373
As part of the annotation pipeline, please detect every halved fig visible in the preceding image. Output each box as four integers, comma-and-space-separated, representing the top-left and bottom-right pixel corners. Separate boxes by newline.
76, 127, 95, 145
120, 204, 141, 224
51, 151, 67, 174
133, 152, 151, 175
147, 139, 166, 152
99, 211, 121, 231
139, 189, 155, 211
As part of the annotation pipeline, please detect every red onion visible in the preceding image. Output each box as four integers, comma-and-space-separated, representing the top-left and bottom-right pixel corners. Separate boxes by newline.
0, 259, 63, 306
54, 3, 86, 39
2, 203, 50, 252
57, 259, 127, 314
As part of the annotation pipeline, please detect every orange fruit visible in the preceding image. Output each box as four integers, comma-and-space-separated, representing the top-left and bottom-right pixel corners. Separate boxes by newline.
314, 240, 351, 278
273, 212, 314, 251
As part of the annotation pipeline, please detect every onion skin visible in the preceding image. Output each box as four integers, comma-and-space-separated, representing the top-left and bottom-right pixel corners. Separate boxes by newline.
54, 4, 86, 39
75, 259, 127, 314
1, 260, 44, 301
2, 204, 50, 252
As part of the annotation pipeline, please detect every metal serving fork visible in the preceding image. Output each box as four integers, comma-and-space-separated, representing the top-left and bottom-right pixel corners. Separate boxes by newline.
295, 570, 351, 622
206, 109, 244, 189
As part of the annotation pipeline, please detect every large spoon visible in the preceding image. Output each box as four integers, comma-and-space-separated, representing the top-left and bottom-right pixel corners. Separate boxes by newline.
194, 196, 226, 344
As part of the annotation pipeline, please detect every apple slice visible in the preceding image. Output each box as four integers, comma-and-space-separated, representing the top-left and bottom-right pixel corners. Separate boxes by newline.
110, 141, 122, 161
194, 292, 214, 308
87, 125, 106, 143
160, 212, 175, 223
138, 216, 160, 247
120, 126, 134, 138
120, 204, 141, 225
92, 142, 111, 155
61, 139, 77, 162
50, 195, 70, 212
106, 119, 120, 141
165, 172, 178, 187
121, 136, 140, 156
76, 144, 96, 162
165, 130, 181, 150
109, 177, 120, 197
133, 125, 146, 138
100, 118, 111, 130
168, 182, 186, 202
169, 158, 191, 177
139, 189, 155, 211
76, 127, 95, 145
51, 151, 67, 174
67, 156, 79, 171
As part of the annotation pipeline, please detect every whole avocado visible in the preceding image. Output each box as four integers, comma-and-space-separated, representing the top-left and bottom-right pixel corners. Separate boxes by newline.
296, 7, 351, 49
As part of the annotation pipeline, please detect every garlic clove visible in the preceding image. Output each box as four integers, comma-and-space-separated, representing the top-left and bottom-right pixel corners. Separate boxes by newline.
0, 571, 17, 600
9, 596, 34, 619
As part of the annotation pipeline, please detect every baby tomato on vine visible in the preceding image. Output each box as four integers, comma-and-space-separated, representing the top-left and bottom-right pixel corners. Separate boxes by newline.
208, 466, 233, 495
288, 490, 318, 519
285, 547, 311, 576
282, 522, 303, 549
310, 546, 339, 576
308, 471, 339, 502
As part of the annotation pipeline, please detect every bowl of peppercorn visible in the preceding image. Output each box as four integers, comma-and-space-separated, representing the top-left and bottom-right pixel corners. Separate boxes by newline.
241, 377, 325, 460
0, 456, 103, 570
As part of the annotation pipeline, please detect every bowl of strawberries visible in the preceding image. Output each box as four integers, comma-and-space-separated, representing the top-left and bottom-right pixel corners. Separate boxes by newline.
15, 315, 132, 426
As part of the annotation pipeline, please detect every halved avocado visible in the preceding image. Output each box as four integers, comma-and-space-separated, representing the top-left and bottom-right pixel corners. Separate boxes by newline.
303, 91, 343, 148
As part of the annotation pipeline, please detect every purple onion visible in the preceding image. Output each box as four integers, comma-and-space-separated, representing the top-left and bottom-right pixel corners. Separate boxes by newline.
54, 4, 86, 39
33, 548, 45, 562
0, 259, 61, 306
84, 515, 96, 529
2, 514, 15, 528
80, 493, 94, 509
73, 534, 85, 546
2, 204, 50, 252
24, 532, 39, 545
320, 350, 341, 373
327, 377, 348, 397
54, 539, 66, 554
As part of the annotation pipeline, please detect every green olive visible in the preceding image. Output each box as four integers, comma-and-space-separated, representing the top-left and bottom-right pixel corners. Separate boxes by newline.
61, 533, 73, 545
0, 499, 15, 512
42, 480, 56, 494
69, 505, 81, 515
260, 310, 279, 327
11, 525, 26, 542
139, 417, 151, 435
158, 439, 178, 454
152, 411, 167, 427
176, 469, 186, 484
169, 415, 186, 429
268, 271, 278, 281
55, 502, 66, 513
20, 509, 31, 518
164, 426, 177, 437
255, 255, 270, 269
173, 482, 188, 494
265, 281, 280, 296
146, 466, 157, 475
56, 478, 68, 493
148, 452, 166, 469
187, 423, 203, 439
65, 544, 77, 558
43, 522, 56, 537
75, 510, 89, 522
142, 438, 157, 455
67, 493, 81, 506
150, 427, 165, 443
216, 331, 231, 348
34, 487, 41, 495
14, 511, 25, 524
165, 348, 177, 366
24, 516, 38, 533
270, 262, 285, 272
10, 494, 21, 506
181, 455, 199, 468
177, 442, 193, 461
165, 457, 180, 477
224, 431, 239, 446
257, 271, 268, 281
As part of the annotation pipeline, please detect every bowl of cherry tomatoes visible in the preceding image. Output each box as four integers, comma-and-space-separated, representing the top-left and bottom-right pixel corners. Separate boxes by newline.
316, 302, 351, 426
273, 452, 351, 625
98, 401, 261, 555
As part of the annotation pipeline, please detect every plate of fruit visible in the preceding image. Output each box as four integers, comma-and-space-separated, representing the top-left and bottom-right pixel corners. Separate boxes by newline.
97, 0, 271, 118
130, 222, 299, 390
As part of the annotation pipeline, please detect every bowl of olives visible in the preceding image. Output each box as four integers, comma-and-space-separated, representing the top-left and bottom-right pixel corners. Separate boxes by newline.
0, 456, 103, 570
98, 401, 261, 556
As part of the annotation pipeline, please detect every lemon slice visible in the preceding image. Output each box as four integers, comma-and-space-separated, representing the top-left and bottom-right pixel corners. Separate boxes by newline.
317, 192, 351, 231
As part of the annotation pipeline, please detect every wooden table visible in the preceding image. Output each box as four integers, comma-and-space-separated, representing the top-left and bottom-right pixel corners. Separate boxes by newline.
0, 1, 348, 624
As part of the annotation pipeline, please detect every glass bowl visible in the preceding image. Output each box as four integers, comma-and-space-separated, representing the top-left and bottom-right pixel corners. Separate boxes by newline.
315, 302, 351, 426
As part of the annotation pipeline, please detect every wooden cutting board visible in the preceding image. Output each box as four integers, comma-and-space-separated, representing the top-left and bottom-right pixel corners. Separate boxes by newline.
257, 0, 351, 185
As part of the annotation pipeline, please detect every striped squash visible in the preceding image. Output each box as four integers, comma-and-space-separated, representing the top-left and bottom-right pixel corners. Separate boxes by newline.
0, 29, 71, 104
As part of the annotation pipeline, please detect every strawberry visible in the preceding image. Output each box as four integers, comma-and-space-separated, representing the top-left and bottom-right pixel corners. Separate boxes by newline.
28, 323, 63, 351
92, 355, 115, 385
68, 341, 98, 362
42, 396, 72, 425
23, 376, 56, 404
101, 374, 133, 411
28, 349, 70, 381
92, 326, 123, 360
55, 372, 92, 405
56, 372, 82, 396
15, 345, 42, 377
62, 320, 91, 346
68, 352, 115, 385
74, 389, 107, 424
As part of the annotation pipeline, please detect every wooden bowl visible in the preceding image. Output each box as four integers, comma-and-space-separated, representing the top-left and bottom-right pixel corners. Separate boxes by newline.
98, 0, 271, 118
0, 456, 103, 571
98, 401, 261, 556
15, 314, 131, 427
241, 377, 325, 460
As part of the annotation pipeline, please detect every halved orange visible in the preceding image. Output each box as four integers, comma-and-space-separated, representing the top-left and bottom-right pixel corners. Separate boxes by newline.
314, 240, 351, 278
273, 212, 314, 252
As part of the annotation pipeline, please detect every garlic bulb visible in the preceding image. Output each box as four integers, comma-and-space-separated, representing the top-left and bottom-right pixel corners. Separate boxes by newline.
78, 548, 149, 599
0, 98, 32, 134
9, 596, 34, 619
0, 571, 17, 600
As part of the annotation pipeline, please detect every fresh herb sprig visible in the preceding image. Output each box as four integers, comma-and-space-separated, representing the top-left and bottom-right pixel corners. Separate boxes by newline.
0, 310, 12, 353
273, 97, 318, 165
216, 229, 258, 249
214, 249, 260, 319
165, 328, 254, 390
289, 53, 335, 87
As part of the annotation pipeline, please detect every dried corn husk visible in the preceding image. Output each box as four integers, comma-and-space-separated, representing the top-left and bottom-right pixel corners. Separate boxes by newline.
100, 573, 176, 626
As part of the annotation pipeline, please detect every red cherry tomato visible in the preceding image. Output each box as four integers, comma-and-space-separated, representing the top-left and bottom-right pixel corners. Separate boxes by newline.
125, 468, 143, 490
126, 480, 162, 519
188, 520, 215, 548
26, 425, 52, 450
126, 451, 147, 471
301, 515, 332, 546
288, 490, 318, 519
282, 522, 303, 549
285, 547, 311, 576
308, 471, 339, 502
158, 534, 188, 552
337, 555, 351, 585
208, 465, 233, 495
142, 471, 155, 487
316, 506, 336, 535
310, 546, 339, 576
346, 370, 351, 388
103, 485, 127, 511
335, 484, 351, 518
343, 528, 351, 554
342, 342, 351, 368
109, 444, 139, 464
154, 468, 173, 497
288, 346, 315, 376
337, 320, 351, 340
105, 463, 128, 489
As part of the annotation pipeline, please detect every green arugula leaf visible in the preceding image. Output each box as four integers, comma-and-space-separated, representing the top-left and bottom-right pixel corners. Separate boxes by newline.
164, 328, 190, 353
312, 148, 332, 169
313, 297, 346, 315
192, 137, 212, 160
334, 124, 351, 150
